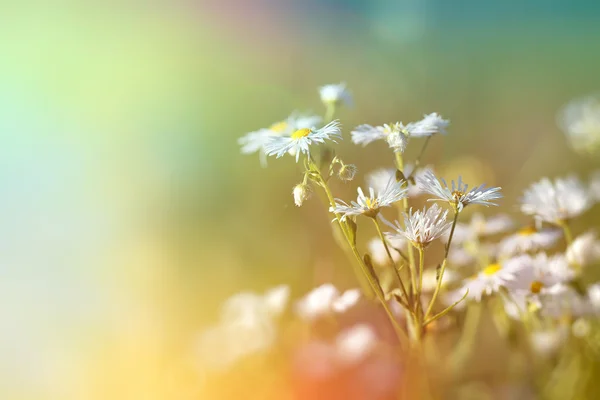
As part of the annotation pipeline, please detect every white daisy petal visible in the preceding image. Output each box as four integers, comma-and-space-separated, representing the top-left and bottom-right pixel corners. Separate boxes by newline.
319, 83, 353, 107
405, 112, 450, 137
385, 203, 451, 247
557, 94, 600, 154
331, 177, 408, 220
264, 120, 342, 162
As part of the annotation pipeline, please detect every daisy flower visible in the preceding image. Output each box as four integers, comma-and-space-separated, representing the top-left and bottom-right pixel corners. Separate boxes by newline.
469, 213, 514, 237
506, 254, 575, 300
367, 165, 433, 198
335, 324, 377, 365
418, 170, 503, 212
456, 257, 524, 302
264, 120, 342, 162
238, 112, 322, 164
404, 112, 450, 137
319, 83, 353, 107
351, 122, 408, 153
367, 235, 407, 266
520, 175, 592, 224
385, 203, 451, 248
498, 226, 562, 256
330, 178, 408, 220
295, 284, 361, 320
557, 94, 600, 154
566, 231, 600, 267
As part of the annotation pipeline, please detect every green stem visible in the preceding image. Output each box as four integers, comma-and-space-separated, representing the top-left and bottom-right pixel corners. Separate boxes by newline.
449, 301, 482, 373
395, 152, 417, 301
559, 219, 573, 246
408, 136, 431, 177
324, 103, 335, 123
424, 210, 460, 322
416, 246, 425, 306
372, 217, 410, 307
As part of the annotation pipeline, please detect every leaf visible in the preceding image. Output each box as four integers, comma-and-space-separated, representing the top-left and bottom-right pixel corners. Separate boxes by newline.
424, 289, 469, 326
346, 218, 358, 246
395, 169, 406, 183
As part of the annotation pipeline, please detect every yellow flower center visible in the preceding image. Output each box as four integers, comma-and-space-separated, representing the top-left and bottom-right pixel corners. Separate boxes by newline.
364, 197, 379, 209
291, 128, 312, 140
483, 263, 502, 276
269, 121, 288, 133
530, 280, 544, 294
451, 190, 465, 201
518, 226, 537, 236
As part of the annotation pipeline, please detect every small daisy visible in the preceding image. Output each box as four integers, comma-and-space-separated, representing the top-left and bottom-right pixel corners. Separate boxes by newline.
385, 203, 451, 248
418, 170, 502, 212
351, 122, 409, 153
566, 231, 600, 267
238, 112, 322, 164
367, 235, 407, 266
319, 83, 353, 107
456, 257, 524, 302
557, 94, 600, 154
520, 175, 592, 224
498, 226, 562, 256
507, 254, 575, 301
448, 246, 477, 268
537, 283, 593, 318
367, 165, 433, 198
264, 120, 342, 162
405, 112, 450, 137
330, 178, 408, 220
295, 284, 360, 320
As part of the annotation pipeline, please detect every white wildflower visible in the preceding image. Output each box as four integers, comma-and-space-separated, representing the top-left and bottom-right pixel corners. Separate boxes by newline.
337, 163, 358, 182
520, 175, 592, 224
264, 120, 342, 162
498, 226, 562, 256
367, 235, 407, 266
418, 170, 502, 212
320, 83, 353, 107
506, 254, 575, 302
470, 213, 514, 237
238, 113, 322, 164
335, 324, 377, 365
295, 284, 360, 320
567, 231, 600, 267
455, 258, 523, 302
330, 178, 408, 220
351, 122, 408, 153
557, 94, 600, 154
385, 203, 451, 248
529, 328, 568, 357
367, 165, 433, 198
421, 268, 459, 293
405, 112, 450, 137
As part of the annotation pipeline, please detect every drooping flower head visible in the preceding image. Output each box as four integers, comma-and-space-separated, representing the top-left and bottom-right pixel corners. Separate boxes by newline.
520, 175, 592, 224
405, 112, 450, 137
557, 94, 600, 154
330, 178, 408, 220
385, 203, 451, 248
351, 122, 408, 153
418, 170, 502, 212
264, 120, 342, 162
319, 83, 353, 107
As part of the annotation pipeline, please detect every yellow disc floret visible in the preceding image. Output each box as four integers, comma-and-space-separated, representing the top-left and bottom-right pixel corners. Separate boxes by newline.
483, 263, 502, 276
530, 280, 544, 294
518, 226, 537, 236
269, 121, 289, 133
291, 128, 312, 140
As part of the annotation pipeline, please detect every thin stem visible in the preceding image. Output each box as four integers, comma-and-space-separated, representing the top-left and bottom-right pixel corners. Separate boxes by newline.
559, 219, 573, 246
372, 217, 410, 306
416, 246, 425, 304
324, 103, 335, 123
395, 152, 417, 301
424, 210, 460, 322
408, 136, 432, 177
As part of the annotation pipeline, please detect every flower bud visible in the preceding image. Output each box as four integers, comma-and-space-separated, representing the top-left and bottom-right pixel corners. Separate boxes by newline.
338, 163, 358, 182
293, 183, 312, 207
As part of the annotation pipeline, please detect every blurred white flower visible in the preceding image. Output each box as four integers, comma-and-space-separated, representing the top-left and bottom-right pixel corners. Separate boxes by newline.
498, 227, 562, 256
335, 324, 377, 365
330, 178, 408, 220
448, 246, 477, 268
567, 231, 600, 267
520, 175, 592, 224
265, 120, 342, 162
470, 213, 514, 237
295, 284, 360, 320
367, 236, 407, 266
196, 285, 290, 371
418, 170, 502, 212
558, 94, 600, 154
529, 328, 568, 357
405, 112, 450, 137
385, 203, 451, 248
456, 257, 524, 301
239, 112, 322, 165
320, 83, 353, 107
421, 268, 459, 293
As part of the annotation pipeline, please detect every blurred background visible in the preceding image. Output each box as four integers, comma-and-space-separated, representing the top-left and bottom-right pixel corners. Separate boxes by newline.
1, 1, 600, 398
